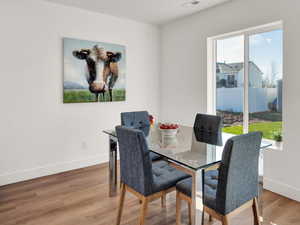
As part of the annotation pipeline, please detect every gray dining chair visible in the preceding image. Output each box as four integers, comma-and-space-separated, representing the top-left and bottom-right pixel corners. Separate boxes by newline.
193, 113, 223, 146
115, 126, 190, 225
121, 111, 161, 161
176, 132, 263, 225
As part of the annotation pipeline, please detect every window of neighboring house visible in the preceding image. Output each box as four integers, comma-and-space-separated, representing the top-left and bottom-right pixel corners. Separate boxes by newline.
208, 22, 283, 142
227, 75, 236, 87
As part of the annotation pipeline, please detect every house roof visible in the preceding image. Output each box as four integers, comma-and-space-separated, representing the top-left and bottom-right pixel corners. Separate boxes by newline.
227, 62, 244, 73
216, 63, 234, 74
217, 61, 263, 75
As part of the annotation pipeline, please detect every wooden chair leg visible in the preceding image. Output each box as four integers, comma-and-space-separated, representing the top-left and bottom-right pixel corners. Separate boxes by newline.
188, 202, 192, 225
222, 215, 229, 225
139, 197, 148, 225
252, 197, 261, 225
116, 183, 126, 225
176, 192, 182, 225
161, 194, 166, 208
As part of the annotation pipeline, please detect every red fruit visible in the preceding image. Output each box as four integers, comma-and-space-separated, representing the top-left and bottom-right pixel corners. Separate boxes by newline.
160, 124, 166, 129
160, 123, 179, 129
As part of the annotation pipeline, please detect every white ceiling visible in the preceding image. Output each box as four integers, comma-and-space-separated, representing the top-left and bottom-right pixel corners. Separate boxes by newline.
46, 0, 231, 25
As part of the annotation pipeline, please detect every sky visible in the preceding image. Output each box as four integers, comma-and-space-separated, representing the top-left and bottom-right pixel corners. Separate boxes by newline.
64, 37, 126, 89
217, 29, 283, 82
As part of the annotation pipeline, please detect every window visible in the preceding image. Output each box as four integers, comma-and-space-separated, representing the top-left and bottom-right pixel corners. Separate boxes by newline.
208, 22, 283, 141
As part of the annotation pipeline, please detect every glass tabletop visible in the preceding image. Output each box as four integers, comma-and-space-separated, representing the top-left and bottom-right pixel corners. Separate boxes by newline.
103, 125, 272, 171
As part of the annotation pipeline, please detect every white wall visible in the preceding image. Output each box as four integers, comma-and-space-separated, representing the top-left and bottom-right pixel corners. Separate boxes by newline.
0, 0, 160, 185
161, 0, 300, 201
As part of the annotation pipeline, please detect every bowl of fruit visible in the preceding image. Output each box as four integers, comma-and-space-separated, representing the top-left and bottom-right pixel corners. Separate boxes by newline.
159, 123, 179, 137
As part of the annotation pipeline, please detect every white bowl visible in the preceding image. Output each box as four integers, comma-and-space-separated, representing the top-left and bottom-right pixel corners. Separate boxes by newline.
160, 128, 178, 137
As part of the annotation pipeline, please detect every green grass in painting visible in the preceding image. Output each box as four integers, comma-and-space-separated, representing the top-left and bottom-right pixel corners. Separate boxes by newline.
223, 121, 282, 140
63, 89, 126, 103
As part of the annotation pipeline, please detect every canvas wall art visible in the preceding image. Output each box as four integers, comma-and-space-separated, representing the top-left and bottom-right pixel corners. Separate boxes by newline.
63, 38, 126, 103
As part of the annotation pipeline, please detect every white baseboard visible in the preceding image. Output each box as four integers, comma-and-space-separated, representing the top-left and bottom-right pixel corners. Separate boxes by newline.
0, 154, 108, 186
264, 177, 300, 202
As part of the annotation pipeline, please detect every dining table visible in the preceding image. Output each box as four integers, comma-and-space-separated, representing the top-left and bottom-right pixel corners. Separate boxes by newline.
103, 124, 272, 225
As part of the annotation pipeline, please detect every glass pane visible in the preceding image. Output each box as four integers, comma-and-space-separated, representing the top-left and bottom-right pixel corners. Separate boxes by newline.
216, 35, 244, 135
249, 30, 283, 141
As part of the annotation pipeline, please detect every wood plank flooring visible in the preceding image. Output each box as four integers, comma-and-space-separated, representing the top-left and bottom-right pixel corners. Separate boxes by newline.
1, 164, 300, 225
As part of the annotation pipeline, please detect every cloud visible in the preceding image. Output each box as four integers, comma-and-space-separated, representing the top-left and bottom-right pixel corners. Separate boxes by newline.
64, 60, 88, 87
250, 34, 264, 45
217, 34, 275, 64
217, 35, 244, 63
266, 38, 272, 44
250, 34, 272, 45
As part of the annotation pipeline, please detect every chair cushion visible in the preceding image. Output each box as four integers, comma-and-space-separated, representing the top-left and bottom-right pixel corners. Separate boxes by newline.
151, 161, 190, 194
176, 170, 219, 210
150, 152, 162, 161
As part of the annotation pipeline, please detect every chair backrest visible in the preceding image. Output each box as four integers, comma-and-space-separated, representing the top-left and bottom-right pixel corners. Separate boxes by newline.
193, 113, 223, 146
116, 126, 153, 196
121, 111, 150, 136
216, 132, 262, 215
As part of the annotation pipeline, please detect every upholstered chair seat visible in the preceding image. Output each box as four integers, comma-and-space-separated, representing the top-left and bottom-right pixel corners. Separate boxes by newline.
176, 170, 219, 210
152, 161, 190, 194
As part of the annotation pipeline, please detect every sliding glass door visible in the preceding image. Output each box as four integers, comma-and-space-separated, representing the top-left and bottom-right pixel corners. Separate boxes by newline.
214, 25, 283, 141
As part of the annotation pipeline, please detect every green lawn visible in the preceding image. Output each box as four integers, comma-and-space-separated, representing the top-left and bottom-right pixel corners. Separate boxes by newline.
64, 89, 126, 103
223, 121, 282, 140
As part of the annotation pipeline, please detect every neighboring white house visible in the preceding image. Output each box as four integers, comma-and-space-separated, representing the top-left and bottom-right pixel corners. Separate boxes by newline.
217, 61, 263, 88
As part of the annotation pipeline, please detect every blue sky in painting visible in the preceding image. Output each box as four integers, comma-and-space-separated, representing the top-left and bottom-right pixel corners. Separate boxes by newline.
63, 38, 126, 89
217, 29, 283, 81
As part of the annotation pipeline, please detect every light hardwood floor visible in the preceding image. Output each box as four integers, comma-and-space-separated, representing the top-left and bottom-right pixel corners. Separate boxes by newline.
0, 164, 300, 225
